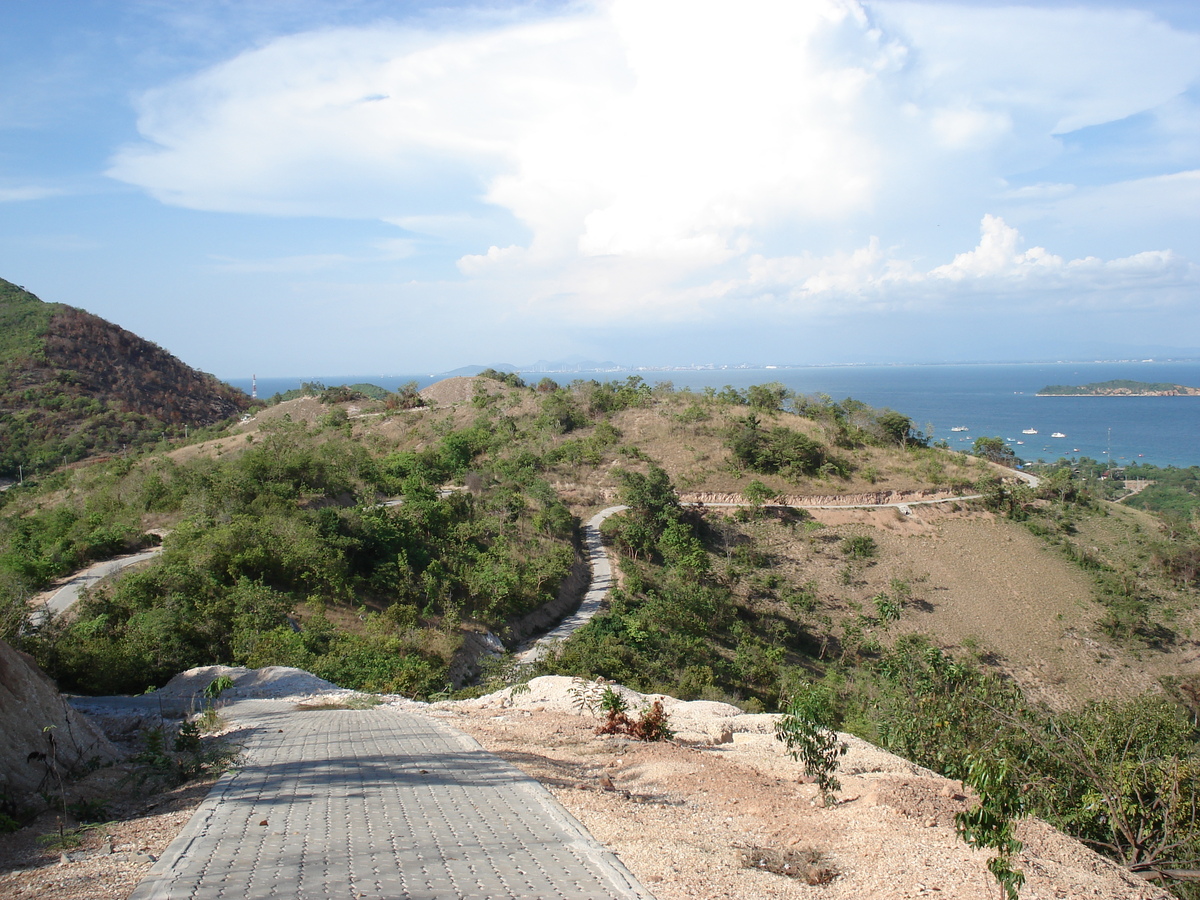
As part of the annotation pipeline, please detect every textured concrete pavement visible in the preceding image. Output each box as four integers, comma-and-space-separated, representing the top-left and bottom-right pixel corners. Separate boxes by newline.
129, 700, 650, 900
33, 547, 161, 624
517, 506, 628, 664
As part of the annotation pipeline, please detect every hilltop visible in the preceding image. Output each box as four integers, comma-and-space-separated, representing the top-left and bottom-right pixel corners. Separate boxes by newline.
0, 279, 248, 479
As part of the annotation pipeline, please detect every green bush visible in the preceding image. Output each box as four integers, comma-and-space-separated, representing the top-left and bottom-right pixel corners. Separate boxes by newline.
840, 535, 877, 560
727, 416, 839, 479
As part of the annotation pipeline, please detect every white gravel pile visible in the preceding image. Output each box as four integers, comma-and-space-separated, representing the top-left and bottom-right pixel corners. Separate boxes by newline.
431, 676, 942, 779
157, 665, 351, 703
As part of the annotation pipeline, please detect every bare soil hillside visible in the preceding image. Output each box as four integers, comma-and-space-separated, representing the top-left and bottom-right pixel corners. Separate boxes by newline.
692, 500, 1200, 710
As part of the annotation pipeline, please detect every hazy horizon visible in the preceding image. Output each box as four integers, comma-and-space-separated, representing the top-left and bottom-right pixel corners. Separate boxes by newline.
223, 355, 1200, 383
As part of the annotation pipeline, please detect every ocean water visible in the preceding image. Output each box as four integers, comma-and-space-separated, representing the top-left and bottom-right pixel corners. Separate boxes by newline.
227, 361, 1200, 469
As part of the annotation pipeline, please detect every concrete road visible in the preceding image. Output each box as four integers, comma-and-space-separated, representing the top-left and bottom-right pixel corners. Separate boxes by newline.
516, 506, 627, 664
33, 547, 162, 623
128, 700, 650, 900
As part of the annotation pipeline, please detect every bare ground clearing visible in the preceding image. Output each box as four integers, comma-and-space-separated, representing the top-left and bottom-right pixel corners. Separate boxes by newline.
736, 503, 1200, 710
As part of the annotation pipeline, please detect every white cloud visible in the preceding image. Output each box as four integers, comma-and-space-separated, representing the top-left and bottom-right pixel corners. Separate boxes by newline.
1015, 169, 1200, 232
709, 214, 1199, 322
874, 2, 1200, 135
930, 215, 1063, 280
106, 0, 1200, 328
1002, 182, 1075, 201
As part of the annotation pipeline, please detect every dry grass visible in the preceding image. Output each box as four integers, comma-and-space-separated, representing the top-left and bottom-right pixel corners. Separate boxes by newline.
738, 846, 837, 883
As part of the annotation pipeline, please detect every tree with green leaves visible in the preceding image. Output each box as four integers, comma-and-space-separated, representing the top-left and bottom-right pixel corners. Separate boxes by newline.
955, 754, 1026, 900
877, 410, 915, 447
774, 682, 847, 806
746, 382, 790, 412
973, 436, 1018, 468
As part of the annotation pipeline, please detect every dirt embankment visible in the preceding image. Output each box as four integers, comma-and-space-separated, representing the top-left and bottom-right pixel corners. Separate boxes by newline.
679, 488, 970, 507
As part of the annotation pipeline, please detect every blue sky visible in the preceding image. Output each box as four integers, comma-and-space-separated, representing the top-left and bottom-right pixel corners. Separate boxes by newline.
1, 0, 1198, 376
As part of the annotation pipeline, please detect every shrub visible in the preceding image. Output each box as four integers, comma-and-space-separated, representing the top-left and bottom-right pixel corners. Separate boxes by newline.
728, 416, 831, 479
955, 754, 1025, 900
596, 698, 674, 742
841, 535, 877, 560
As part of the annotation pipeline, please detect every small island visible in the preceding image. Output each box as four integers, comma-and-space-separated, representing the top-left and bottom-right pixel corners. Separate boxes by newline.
1037, 379, 1200, 397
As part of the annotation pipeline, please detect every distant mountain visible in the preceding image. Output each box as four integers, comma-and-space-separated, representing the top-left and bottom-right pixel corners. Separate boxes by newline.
441, 364, 519, 377
0, 279, 249, 478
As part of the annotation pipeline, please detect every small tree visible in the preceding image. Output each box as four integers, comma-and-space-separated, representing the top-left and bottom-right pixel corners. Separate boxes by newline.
743, 479, 778, 514
955, 754, 1025, 900
747, 382, 790, 412
877, 410, 914, 447
775, 682, 847, 806
973, 436, 1018, 468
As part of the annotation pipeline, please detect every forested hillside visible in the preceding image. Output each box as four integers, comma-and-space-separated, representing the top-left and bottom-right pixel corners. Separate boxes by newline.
0, 279, 248, 478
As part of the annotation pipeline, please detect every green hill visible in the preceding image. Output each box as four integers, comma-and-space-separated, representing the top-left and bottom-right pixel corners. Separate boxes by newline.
0, 278, 249, 478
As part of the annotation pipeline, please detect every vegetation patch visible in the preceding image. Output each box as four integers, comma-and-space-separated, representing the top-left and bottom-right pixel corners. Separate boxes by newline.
294, 694, 382, 711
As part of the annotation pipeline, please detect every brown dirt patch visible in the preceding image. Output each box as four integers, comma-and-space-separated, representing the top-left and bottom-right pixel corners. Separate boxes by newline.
887, 515, 1160, 707
711, 502, 1192, 710
419, 376, 506, 407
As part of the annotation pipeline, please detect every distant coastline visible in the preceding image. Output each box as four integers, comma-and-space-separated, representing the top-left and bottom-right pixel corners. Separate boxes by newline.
1037, 379, 1200, 397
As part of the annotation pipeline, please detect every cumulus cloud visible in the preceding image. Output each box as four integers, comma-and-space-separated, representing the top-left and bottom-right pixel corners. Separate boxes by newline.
732, 214, 1198, 319
930, 215, 1064, 281
106, 0, 1200, 326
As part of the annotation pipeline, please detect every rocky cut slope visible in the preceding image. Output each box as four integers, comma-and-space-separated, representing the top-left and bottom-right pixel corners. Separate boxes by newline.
0, 279, 248, 478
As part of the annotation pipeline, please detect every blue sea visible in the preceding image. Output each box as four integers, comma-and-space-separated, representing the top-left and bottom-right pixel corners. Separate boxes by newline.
227, 361, 1200, 469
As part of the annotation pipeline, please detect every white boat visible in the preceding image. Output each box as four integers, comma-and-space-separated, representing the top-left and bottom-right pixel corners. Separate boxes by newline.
1051, 432, 1066, 438
1022, 428, 1038, 434
951, 426, 969, 432
1016, 441, 1024, 445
